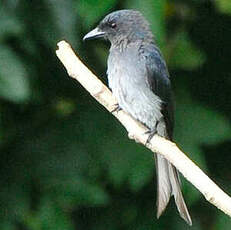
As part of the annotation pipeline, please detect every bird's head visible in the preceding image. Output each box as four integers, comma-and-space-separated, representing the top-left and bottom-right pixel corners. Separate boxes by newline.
83, 10, 153, 46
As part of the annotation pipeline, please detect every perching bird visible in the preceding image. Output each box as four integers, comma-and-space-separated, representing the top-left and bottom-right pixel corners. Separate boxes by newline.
83, 9, 192, 225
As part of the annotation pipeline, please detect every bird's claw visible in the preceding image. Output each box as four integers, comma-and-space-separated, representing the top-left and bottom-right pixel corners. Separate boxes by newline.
145, 129, 157, 145
111, 103, 122, 113
145, 120, 159, 145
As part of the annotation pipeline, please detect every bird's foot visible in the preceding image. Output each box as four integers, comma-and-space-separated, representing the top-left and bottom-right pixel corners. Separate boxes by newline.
145, 129, 157, 145
111, 103, 122, 113
145, 121, 159, 145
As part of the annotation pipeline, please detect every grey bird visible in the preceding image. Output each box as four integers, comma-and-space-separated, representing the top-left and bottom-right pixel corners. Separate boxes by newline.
83, 9, 192, 225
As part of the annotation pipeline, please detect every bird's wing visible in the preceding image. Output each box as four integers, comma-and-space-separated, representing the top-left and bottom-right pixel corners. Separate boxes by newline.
141, 44, 192, 225
141, 43, 174, 139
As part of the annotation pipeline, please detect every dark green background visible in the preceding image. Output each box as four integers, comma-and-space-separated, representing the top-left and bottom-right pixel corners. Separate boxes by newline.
1, 0, 231, 229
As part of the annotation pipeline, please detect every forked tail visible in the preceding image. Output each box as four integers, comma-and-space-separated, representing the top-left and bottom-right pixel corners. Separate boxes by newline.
155, 154, 192, 225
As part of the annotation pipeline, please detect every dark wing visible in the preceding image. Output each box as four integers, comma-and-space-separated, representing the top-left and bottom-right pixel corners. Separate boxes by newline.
141, 44, 192, 225
141, 43, 174, 139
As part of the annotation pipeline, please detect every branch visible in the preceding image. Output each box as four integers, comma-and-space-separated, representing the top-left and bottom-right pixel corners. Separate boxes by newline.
56, 40, 231, 218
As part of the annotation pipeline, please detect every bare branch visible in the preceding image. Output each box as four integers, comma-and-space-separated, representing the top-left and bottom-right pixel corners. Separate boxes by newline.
56, 40, 231, 218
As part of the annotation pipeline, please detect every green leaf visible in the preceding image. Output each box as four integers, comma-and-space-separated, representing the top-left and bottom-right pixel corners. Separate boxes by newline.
128, 146, 154, 192
0, 222, 17, 230
215, 0, 231, 14
101, 133, 154, 191
77, 0, 117, 29
168, 31, 206, 70
0, 45, 30, 103
0, 183, 31, 224
24, 199, 75, 230
124, 0, 167, 46
174, 86, 231, 203
46, 0, 79, 45
47, 178, 110, 206
214, 213, 231, 229
0, 9, 23, 40
102, 139, 134, 187
175, 88, 231, 147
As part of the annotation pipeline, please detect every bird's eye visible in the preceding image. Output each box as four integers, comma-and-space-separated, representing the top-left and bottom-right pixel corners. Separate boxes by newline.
110, 22, 117, 29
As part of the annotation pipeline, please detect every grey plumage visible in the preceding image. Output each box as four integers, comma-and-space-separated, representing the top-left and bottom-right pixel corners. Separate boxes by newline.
83, 9, 192, 225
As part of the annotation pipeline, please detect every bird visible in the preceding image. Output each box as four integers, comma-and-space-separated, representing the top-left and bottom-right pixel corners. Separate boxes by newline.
83, 9, 192, 225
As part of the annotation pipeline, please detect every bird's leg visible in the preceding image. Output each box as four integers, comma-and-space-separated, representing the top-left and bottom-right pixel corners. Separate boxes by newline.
111, 103, 122, 113
145, 121, 159, 145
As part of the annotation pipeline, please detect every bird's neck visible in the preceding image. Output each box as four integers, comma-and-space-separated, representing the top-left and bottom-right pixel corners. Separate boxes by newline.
111, 38, 130, 52
111, 36, 154, 53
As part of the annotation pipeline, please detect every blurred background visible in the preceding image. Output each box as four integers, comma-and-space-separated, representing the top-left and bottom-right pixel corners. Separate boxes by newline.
0, 0, 231, 229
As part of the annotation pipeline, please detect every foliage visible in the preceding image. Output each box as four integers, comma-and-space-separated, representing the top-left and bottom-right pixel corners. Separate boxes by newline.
0, 0, 231, 229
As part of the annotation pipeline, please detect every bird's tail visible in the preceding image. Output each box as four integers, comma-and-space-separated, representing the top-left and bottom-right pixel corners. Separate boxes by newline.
155, 153, 192, 225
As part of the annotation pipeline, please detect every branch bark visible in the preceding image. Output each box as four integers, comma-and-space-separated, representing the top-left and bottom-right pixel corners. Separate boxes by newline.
56, 40, 231, 218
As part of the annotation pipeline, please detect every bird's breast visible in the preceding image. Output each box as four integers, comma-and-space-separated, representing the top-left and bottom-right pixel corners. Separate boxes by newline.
107, 48, 163, 130
107, 49, 141, 105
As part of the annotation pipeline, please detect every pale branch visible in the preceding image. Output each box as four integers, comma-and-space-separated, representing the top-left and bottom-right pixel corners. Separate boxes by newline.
56, 40, 231, 218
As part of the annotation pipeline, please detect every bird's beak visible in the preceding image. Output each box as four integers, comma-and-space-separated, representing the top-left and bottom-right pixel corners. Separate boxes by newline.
83, 27, 105, 41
